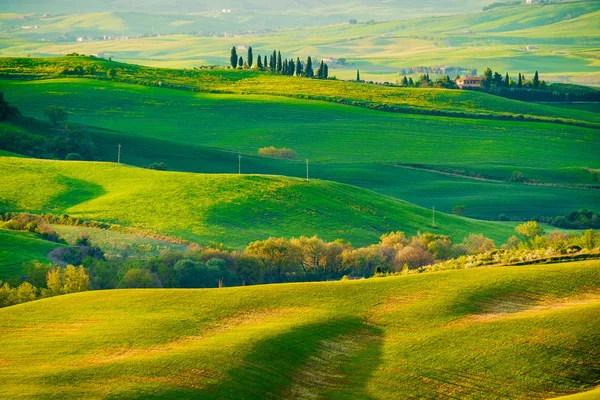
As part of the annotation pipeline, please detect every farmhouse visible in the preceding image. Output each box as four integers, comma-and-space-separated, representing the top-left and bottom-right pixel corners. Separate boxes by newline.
322, 56, 337, 64
455, 76, 483, 89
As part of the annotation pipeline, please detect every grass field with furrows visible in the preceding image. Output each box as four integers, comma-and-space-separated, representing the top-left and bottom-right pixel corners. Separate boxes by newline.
0, 157, 522, 247
0, 260, 598, 399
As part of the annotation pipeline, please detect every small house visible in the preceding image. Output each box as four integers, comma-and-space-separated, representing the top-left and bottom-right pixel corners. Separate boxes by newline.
455, 76, 483, 89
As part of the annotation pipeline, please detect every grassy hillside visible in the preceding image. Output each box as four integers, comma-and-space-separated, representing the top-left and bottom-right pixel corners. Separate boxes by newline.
1, 61, 598, 127
0, 1, 597, 85
0, 229, 63, 280
2, 75, 598, 220
0, 260, 598, 398
0, 157, 521, 247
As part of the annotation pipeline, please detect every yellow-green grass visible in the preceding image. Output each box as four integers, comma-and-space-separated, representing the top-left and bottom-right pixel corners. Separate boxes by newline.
0, 2, 598, 85
551, 387, 600, 400
0, 260, 598, 398
0, 157, 521, 247
0, 229, 63, 280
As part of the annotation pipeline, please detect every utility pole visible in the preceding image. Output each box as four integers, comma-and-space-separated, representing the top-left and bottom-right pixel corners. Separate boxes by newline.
432, 205, 435, 228
117, 144, 121, 164
305, 159, 309, 182
238, 154, 241, 175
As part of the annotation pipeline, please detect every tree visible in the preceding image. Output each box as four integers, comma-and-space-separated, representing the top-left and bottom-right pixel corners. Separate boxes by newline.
271, 50, 277, 70
408, 77, 414, 86
482, 67, 493, 89
356, 69, 360, 82
107, 68, 117, 79
46, 268, 63, 296
257, 55, 263, 70
14, 282, 37, 304
305, 56, 314, 78
247, 46, 253, 68
238, 56, 243, 68
44, 106, 68, 127
493, 72, 503, 88
533, 71, 540, 89
123, 268, 156, 288
295, 57, 303, 77
290, 236, 327, 276
462, 234, 496, 255
402, 76, 408, 86
245, 237, 301, 282
515, 221, 544, 240
62, 265, 89, 293
452, 205, 466, 216
317, 60, 324, 79
230, 46, 237, 68
517, 73, 523, 89
276, 51, 282, 73
323, 63, 328, 79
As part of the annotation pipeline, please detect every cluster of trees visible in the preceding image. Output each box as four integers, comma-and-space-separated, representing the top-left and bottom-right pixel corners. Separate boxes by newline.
2, 212, 599, 309
0, 101, 99, 160
544, 210, 600, 230
398, 74, 458, 89
0, 92, 20, 121
0, 264, 89, 308
258, 146, 297, 160
229, 47, 329, 79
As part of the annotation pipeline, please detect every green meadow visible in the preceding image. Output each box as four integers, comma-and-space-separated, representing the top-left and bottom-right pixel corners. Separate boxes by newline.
0, 1, 598, 85
0, 157, 521, 247
0, 260, 598, 399
0, 229, 62, 280
1, 74, 598, 221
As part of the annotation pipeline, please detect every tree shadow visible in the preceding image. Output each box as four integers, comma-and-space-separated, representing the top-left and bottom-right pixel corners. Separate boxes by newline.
113, 316, 384, 399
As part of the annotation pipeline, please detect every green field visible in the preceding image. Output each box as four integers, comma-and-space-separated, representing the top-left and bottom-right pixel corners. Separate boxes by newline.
0, 1, 598, 85
0, 260, 598, 398
0, 229, 62, 280
2, 75, 598, 220
0, 157, 523, 247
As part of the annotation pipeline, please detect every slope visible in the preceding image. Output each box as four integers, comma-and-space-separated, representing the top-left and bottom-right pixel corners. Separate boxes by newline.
0, 157, 519, 247
0, 229, 63, 281
0, 260, 598, 398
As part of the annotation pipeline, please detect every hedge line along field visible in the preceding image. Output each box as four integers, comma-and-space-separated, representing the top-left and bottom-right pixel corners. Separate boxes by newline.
2, 78, 599, 184
0, 260, 598, 399
0, 157, 521, 247
0, 229, 63, 281
1, 59, 599, 128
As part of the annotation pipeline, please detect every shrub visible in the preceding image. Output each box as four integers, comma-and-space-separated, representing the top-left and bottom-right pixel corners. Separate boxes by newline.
258, 146, 297, 160
65, 153, 82, 160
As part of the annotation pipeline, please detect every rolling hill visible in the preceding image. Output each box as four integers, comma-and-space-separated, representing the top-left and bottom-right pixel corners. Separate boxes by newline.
0, 157, 520, 247
1, 70, 598, 221
0, 260, 598, 398
0, 229, 63, 281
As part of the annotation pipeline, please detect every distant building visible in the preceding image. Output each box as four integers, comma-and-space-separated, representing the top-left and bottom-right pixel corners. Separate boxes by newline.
321, 56, 337, 64
526, 45, 538, 51
455, 76, 483, 89
237, 45, 249, 51
76, 37, 83, 42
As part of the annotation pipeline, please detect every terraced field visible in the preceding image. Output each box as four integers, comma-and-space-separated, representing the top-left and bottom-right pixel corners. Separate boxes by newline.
0, 157, 520, 247
0, 260, 598, 399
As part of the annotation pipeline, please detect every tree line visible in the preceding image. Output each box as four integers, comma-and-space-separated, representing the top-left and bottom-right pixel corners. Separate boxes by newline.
229, 46, 329, 79
2, 211, 599, 307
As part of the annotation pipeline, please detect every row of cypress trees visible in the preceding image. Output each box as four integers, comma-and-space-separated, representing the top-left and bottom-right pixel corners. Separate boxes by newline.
230, 46, 329, 79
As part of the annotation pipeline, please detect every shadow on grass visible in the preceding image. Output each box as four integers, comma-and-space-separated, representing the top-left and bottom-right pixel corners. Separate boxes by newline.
112, 316, 383, 399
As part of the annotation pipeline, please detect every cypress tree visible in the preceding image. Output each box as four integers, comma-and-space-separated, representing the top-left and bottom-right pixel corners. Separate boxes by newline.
230, 46, 237, 69
533, 71, 539, 89
271, 50, 276, 70
505, 73, 510, 88
257, 55, 263, 70
408, 77, 414, 86
295, 57, 303, 77
305, 56, 314, 78
517, 73, 522, 89
317, 61, 323, 78
238, 56, 243, 68
283, 59, 288, 74
323, 63, 328, 79
402, 76, 408, 86
356, 69, 360, 82
247, 47, 253, 68
277, 51, 282, 73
